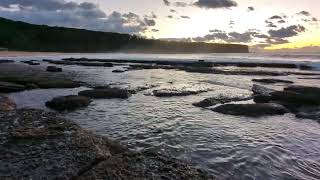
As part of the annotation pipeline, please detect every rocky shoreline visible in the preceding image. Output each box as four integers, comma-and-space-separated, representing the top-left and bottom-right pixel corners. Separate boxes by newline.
1, 57, 320, 178
0, 61, 214, 179
0, 108, 213, 179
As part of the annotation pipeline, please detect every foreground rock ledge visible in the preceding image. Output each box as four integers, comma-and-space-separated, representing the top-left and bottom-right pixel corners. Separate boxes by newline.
0, 109, 213, 179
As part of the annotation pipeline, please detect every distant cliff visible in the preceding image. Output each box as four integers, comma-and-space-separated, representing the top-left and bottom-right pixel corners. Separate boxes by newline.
0, 17, 249, 53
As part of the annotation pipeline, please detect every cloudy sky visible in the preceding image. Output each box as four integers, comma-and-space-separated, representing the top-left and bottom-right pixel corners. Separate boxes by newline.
0, 0, 319, 51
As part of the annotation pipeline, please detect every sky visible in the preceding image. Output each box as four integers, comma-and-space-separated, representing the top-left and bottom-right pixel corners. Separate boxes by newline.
0, 0, 319, 51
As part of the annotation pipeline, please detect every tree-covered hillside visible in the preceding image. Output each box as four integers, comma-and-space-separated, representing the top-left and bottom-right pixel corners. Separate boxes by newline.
0, 17, 248, 53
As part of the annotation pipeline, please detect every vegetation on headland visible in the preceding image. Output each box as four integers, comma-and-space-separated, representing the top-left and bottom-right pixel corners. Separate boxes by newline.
0, 17, 248, 53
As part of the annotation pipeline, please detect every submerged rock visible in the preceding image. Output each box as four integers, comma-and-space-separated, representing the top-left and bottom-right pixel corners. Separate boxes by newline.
252, 78, 293, 84
46, 95, 92, 111
0, 96, 16, 111
46, 66, 62, 72
193, 96, 252, 108
0, 81, 26, 93
79, 88, 131, 99
153, 89, 207, 97
212, 103, 289, 117
252, 84, 275, 95
0, 109, 212, 179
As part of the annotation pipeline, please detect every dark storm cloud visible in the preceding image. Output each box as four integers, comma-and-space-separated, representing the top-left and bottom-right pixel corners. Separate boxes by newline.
144, 18, 156, 26
247, 6, 254, 11
278, 20, 286, 24
194, 0, 238, 9
269, 15, 282, 20
180, 15, 190, 19
193, 29, 269, 43
297, 11, 311, 16
174, 2, 189, 7
170, 9, 176, 13
0, 0, 156, 34
151, 29, 159, 32
265, 20, 277, 28
0, 0, 77, 11
268, 25, 306, 38
163, 0, 171, 6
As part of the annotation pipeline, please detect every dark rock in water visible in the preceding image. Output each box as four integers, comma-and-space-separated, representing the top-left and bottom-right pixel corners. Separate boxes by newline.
213, 62, 297, 69
112, 69, 126, 73
253, 94, 272, 103
0, 109, 212, 179
0, 81, 26, 93
252, 78, 293, 84
0, 96, 16, 111
212, 103, 288, 117
22, 60, 40, 66
79, 88, 131, 99
78, 151, 212, 179
46, 95, 92, 111
296, 111, 320, 122
0, 60, 14, 63
284, 85, 320, 95
47, 66, 62, 72
103, 63, 114, 67
153, 89, 207, 97
270, 88, 320, 106
252, 84, 275, 95
128, 84, 158, 94
25, 83, 39, 89
299, 64, 313, 70
193, 96, 252, 108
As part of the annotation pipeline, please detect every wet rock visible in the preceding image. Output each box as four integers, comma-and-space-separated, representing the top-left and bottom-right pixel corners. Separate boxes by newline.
284, 85, 320, 95
299, 64, 313, 70
46, 95, 92, 111
0, 96, 16, 111
296, 110, 320, 122
212, 103, 289, 117
0, 81, 26, 93
153, 89, 207, 97
22, 60, 40, 66
193, 96, 252, 108
252, 84, 275, 95
253, 94, 272, 103
79, 88, 131, 99
252, 78, 293, 84
102, 63, 113, 67
213, 62, 298, 69
128, 84, 158, 94
112, 69, 126, 73
0, 60, 14, 63
78, 151, 213, 180
0, 109, 212, 179
46, 66, 62, 72
75, 62, 113, 67
270, 86, 320, 106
